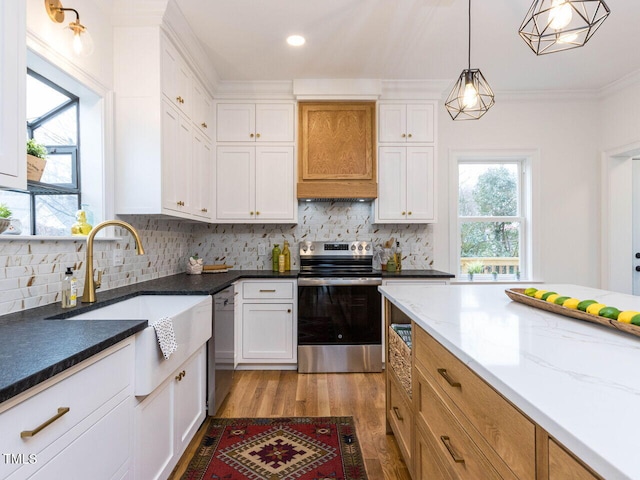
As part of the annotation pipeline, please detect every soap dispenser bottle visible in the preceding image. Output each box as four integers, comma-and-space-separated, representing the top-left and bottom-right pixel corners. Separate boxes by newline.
61, 267, 77, 308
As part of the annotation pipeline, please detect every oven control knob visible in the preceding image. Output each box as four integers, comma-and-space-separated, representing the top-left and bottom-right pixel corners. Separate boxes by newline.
302, 246, 308, 252
358, 244, 363, 251
365, 244, 371, 251
350, 244, 356, 250
338, 334, 343, 339
310, 245, 315, 251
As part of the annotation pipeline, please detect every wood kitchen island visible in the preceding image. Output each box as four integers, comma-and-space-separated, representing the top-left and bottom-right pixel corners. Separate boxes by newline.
380, 283, 640, 480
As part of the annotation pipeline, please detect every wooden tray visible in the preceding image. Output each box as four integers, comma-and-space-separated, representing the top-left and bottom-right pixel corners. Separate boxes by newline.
505, 288, 640, 339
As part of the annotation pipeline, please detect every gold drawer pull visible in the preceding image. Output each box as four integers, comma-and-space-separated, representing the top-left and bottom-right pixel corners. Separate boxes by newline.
407, 133, 412, 138
256, 133, 261, 138
392, 406, 403, 421
201, 122, 208, 128
437, 368, 461, 388
250, 133, 254, 138
401, 133, 406, 138
440, 436, 465, 463
175, 370, 186, 381
259, 289, 276, 293
21, 407, 70, 438
287, 309, 292, 313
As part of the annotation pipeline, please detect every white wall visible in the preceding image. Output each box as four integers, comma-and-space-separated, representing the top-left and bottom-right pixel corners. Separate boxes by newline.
433, 95, 601, 286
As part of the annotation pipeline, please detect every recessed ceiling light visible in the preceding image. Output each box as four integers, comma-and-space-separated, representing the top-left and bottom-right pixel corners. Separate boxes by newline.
286, 35, 305, 47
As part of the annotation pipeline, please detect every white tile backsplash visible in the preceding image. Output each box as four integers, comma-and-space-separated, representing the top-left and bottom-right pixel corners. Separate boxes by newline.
0, 203, 434, 315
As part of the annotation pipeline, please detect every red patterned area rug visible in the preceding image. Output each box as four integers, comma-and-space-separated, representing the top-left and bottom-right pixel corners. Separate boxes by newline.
180, 416, 368, 480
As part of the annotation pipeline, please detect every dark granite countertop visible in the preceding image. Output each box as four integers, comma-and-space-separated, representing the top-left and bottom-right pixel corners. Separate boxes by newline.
0, 268, 452, 405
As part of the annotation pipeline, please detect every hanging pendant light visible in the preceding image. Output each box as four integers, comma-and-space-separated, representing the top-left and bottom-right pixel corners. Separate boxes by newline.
445, 0, 495, 121
519, 0, 610, 55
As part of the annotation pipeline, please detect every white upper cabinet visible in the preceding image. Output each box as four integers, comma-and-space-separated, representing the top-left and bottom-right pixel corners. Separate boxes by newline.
375, 146, 436, 223
216, 145, 296, 223
216, 103, 295, 142
114, 28, 214, 222
0, 0, 26, 190
378, 103, 435, 143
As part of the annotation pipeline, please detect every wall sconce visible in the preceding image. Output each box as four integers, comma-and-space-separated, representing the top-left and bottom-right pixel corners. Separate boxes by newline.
44, 0, 94, 57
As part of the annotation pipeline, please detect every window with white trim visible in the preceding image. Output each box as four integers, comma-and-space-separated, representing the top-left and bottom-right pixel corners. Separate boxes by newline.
456, 156, 531, 280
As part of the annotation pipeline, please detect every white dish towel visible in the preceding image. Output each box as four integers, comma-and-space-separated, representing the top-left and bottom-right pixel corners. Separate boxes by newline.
152, 316, 178, 360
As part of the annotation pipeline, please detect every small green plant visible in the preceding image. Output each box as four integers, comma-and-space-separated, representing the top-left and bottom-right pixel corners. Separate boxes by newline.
467, 261, 485, 275
27, 138, 47, 159
0, 203, 12, 219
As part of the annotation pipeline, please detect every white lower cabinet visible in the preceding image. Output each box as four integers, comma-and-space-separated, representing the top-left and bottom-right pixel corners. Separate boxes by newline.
0, 339, 134, 480
236, 280, 297, 368
133, 346, 206, 480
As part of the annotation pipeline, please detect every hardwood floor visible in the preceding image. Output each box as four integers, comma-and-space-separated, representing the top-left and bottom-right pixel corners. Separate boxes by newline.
169, 370, 411, 480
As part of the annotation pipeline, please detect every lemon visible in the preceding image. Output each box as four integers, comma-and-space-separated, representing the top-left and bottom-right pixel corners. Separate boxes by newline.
599, 306, 620, 320
540, 291, 557, 301
577, 299, 597, 312
553, 296, 570, 305
617, 311, 640, 324
524, 287, 538, 297
562, 298, 580, 309
533, 290, 548, 299
586, 303, 606, 315
546, 294, 560, 304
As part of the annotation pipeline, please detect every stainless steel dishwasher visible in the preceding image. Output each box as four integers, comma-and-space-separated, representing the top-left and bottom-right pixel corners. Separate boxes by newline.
207, 286, 235, 415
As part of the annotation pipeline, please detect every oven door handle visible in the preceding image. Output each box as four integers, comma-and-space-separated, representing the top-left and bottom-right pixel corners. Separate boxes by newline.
298, 277, 382, 287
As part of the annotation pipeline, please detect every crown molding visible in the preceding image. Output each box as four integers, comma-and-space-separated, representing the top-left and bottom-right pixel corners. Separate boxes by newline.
215, 81, 294, 99
292, 79, 382, 100
599, 67, 640, 99
380, 79, 449, 100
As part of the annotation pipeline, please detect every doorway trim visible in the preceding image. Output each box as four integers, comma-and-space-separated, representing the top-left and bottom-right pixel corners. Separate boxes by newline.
602, 141, 640, 293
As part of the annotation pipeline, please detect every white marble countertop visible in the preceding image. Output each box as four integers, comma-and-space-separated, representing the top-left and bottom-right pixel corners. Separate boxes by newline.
379, 283, 640, 480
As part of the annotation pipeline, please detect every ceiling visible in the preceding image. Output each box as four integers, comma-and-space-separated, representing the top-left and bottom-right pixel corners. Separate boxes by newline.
173, 0, 638, 93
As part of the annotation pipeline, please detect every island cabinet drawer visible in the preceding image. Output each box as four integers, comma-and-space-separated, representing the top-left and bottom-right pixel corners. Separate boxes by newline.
387, 372, 413, 472
414, 325, 536, 480
414, 369, 503, 480
242, 281, 294, 300
548, 439, 601, 480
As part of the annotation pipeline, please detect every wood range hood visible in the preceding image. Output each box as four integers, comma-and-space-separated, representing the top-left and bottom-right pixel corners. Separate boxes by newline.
297, 101, 377, 200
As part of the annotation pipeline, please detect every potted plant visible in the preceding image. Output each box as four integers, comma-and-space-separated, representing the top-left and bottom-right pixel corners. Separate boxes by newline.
467, 261, 484, 281
26, 138, 48, 182
0, 203, 12, 234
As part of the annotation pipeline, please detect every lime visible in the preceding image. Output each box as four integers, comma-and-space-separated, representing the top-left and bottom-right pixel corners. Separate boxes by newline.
545, 293, 560, 303
540, 291, 557, 301
586, 303, 606, 315
562, 298, 580, 309
553, 296, 570, 305
599, 306, 620, 320
533, 290, 548, 299
577, 299, 597, 312
631, 314, 640, 326
524, 287, 538, 297
617, 311, 640, 324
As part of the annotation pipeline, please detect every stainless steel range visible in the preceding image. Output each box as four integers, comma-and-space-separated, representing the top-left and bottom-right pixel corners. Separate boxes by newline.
297, 240, 382, 373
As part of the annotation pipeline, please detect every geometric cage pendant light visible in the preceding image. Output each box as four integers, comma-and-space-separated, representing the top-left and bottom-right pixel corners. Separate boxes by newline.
519, 0, 611, 55
445, 0, 495, 121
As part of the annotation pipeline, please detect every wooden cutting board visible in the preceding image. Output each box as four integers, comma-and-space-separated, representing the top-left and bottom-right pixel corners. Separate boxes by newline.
202, 264, 233, 271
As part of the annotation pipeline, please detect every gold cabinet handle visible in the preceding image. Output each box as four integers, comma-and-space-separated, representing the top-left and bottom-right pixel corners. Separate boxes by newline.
21, 407, 70, 438
401, 133, 406, 138
201, 208, 208, 213
175, 370, 186, 381
250, 211, 254, 215
407, 133, 412, 138
437, 368, 461, 388
401, 211, 406, 216
256, 133, 261, 138
250, 133, 254, 138
259, 289, 276, 293
408, 211, 412, 215
287, 309, 292, 313
392, 406, 403, 421
177, 201, 185, 207
181, 369, 186, 378
201, 122, 207, 128
441, 436, 465, 463
256, 211, 260, 215
176, 96, 184, 104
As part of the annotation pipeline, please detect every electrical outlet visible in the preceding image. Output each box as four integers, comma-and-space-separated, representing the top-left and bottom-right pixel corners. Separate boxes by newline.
112, 249, 124, 266
258, 244, 266, 256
